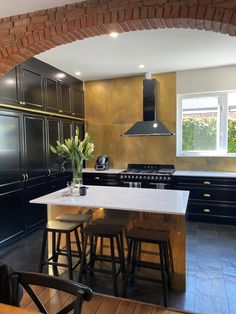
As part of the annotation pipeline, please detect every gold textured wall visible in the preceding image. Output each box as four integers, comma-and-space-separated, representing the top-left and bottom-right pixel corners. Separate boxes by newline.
85, 73, 176, 169
85, 73, 236, 171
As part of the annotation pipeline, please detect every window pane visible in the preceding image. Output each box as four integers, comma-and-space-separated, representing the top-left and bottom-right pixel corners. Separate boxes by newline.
182, 97, 219, 151
227, 92, 236, 153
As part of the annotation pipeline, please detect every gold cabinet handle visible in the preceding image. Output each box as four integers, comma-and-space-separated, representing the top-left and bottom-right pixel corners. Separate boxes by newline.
22, 174, 26, 182
25, 173, 29, 181
203, 208, 211, 213
203, 193, 211, 198
94, 176, 100, 180
203, 181, 211, 185
48, 169, 51, 176
59, 110, 63, 113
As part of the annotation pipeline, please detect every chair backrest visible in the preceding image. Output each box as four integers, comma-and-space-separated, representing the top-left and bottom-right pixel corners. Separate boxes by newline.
0, 260, 14, 305
11, 271, 93, 314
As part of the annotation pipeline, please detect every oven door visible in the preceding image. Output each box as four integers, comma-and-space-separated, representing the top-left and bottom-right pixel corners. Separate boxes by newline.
121, 181, 172, 189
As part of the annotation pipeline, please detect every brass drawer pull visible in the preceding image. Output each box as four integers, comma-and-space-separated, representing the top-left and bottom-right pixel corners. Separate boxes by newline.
203, 208, 211, 213
203, 181, 211, 185
203, 193, 211, 198
94, 176, 100, 180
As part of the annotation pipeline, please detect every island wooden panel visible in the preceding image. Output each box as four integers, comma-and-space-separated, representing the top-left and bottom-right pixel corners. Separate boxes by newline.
47, 205, 186, 292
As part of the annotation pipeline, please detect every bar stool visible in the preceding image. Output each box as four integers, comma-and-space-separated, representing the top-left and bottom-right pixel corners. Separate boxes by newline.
78, 222, 126, 296
124, 227, 172, 307
39, 220, 82, 280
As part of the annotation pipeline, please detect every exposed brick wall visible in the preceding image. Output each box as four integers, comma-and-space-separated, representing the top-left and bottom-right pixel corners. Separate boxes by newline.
0, 0, 235, 76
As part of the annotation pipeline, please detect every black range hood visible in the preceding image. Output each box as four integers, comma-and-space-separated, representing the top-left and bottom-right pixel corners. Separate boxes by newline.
122, 78, 174, 136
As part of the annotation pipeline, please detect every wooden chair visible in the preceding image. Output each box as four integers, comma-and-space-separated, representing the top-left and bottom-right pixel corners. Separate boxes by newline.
11, 271, 93, 314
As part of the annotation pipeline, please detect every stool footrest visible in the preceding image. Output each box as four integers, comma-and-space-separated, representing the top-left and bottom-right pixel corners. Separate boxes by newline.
130, 274, 164, 285
135, 260, 162, 270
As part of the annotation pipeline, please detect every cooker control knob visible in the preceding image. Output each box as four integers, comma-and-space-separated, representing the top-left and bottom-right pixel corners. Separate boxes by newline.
128, 175, 130, 179
163, 176, 166, 180
132, 175, 134, 179
167, 176, 171, 180
147, 176, 150, 180
135, 175, 139, 179
124, 175, 127, 179
151, 176, 154, 180
120, 175, 123, 179
139, 176, 142, 179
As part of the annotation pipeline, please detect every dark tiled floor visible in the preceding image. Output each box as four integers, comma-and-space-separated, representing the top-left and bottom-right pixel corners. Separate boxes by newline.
1, 221, 236, 314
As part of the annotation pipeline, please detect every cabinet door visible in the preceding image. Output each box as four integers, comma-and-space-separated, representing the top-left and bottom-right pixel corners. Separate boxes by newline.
0, 110, 22, 185
60, 120, 73, 175
60, 83, 71, 114
23, 115, 47, 182
24, 182, 47, 233
0, 189, 24, 247
20, 66, 44, 109
61, 120, 73, 141
47, 118, 61, 175
71, 88, 84, 117
45, 77, 58, 112
0, 67, 19, 105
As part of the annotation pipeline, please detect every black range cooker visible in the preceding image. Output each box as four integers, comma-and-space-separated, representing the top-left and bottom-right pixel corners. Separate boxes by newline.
119, 164, 175, 189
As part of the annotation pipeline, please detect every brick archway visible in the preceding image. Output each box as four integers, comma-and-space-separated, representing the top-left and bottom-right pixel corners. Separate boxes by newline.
0, 0, 235, 76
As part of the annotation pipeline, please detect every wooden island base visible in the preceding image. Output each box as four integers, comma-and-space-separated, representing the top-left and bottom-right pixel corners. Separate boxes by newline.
47, 204, 186, 292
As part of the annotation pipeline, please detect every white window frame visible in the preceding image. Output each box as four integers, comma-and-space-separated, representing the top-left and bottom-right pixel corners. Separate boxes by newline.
177, 91, 236, 157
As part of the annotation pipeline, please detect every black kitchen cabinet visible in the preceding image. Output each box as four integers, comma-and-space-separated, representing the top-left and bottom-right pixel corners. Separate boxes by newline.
19, 65, 44, 110
0, 110, 22, 186
173, 175, 236, 225
0, 67, 19, 105
59, 83, 71, 114
0, 188, 24, 247
47, 118, 61, 176
83, 172, 120, 186
45, 77, 58, 112
24, 182, 47, 233
71, 88, 84, 118
23, 114, 47, 183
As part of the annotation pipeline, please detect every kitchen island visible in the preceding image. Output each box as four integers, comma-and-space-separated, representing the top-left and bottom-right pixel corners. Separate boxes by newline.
31, 185, 189, 292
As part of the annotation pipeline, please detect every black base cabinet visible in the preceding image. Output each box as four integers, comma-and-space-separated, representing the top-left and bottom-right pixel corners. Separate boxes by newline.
173, 175, 236, 225
0, 189, 24, 247
83, 172, 120, 187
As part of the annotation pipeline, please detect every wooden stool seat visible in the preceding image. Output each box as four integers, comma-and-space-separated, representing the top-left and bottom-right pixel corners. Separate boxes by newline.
39, 220, 83, 280
78, 222, 126, 297
55, 213, 92, 224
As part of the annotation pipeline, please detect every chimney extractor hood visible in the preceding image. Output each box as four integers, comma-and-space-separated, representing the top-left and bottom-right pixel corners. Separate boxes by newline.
122, 78, 175, 136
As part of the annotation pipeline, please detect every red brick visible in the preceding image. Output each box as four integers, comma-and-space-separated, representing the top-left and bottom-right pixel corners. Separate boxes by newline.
14, 18, 30, 27
31, 15, 48, 23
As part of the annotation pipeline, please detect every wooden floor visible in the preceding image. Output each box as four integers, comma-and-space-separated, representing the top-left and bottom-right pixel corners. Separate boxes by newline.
21, 287, 195, 314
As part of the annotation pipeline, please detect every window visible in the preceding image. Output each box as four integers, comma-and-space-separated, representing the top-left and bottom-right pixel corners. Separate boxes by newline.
177, 91, 236, 156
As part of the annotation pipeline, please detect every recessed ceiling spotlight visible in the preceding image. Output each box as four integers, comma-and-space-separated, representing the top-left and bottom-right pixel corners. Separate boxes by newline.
139, 64, 145, 69
56, 73, 66, 79
110, 32, 119, 38
75, 72, 81, 76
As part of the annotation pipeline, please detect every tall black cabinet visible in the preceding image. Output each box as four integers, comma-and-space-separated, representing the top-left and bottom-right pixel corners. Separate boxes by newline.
0, 57, 85, 248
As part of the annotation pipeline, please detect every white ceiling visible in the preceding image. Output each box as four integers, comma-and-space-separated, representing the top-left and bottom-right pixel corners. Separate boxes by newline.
37, 28, 236, 81
0, 0, 82, 18
0, 1, 236, 81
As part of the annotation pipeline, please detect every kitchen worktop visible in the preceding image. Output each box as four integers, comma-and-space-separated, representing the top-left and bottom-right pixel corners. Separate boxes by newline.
83, 168, 124, 174
83, 168, 236, 178
31, 185, 189, 215
174, 170, 236, 178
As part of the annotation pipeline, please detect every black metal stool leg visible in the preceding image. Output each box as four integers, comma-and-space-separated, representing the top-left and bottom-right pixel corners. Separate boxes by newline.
39, 229, 47, 273
78, 234, 88, 283
66, 232, 73, 280
110, 237, 118, 296
52, 231, 59, 276
159, 243, 168, 307
123, 237, 133, 297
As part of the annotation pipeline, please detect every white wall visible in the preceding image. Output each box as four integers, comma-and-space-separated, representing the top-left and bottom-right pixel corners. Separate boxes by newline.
177, 65, 236, 94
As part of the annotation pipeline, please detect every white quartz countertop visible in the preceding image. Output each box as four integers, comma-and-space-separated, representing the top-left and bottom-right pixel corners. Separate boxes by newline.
83, 168, 125, 174
174, 170, 236, 178
31, 185, 189, 216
